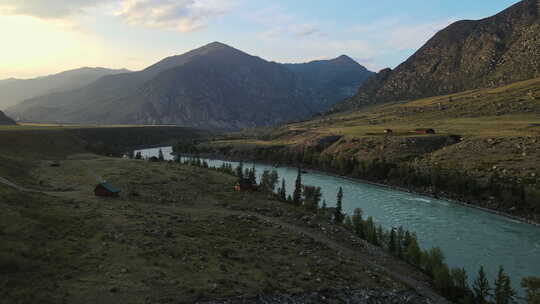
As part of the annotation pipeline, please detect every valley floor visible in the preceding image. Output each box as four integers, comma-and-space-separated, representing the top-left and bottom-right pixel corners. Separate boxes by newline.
0, 153, 449, 304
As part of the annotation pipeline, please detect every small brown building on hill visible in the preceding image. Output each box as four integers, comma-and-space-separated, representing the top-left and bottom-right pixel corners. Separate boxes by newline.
94, 182, 121, 197
414, 128, 436, 134
234, 178, 257, 191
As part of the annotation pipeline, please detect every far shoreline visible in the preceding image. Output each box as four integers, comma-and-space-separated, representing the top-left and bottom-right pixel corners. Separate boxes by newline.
160, 148, 540, 229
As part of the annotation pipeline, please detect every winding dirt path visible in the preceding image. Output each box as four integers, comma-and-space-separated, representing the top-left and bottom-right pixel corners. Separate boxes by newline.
0, 176, 38, 192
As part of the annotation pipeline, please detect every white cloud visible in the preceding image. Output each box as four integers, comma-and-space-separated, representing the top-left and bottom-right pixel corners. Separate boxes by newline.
386, 19, 456, 50
0, 0, 108, 19
0, 0, 236, 32
353, 18, 456, 52
251, 6, 321, 40
118, 0, 236, 32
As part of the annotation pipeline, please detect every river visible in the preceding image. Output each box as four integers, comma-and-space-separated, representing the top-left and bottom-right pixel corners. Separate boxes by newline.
136, 146, 540, 296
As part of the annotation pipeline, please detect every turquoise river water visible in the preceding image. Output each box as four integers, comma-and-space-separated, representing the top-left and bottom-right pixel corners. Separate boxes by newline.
136, 146, 540, 296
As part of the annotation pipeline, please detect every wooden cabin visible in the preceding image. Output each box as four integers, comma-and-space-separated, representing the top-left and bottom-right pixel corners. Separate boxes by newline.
414, 128, 436, 134
94, 181, 121, 197
234, 178, 257, 191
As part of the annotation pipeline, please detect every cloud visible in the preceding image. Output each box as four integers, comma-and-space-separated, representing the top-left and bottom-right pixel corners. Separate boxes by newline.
353, 18, 456, 52
0, 0, 108, 19
0, 0, 235, 32
117, 0, 235, 32
386, 19, 456, 50
251, 6, 321, 40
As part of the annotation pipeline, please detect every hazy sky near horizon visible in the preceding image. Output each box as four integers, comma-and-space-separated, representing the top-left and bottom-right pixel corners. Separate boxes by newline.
0, 0, 521, 79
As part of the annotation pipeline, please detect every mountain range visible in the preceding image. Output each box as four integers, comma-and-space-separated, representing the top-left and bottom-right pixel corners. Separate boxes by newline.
334, 0, 540, 111
0, 67, 130, 110
7, 43, 373, 130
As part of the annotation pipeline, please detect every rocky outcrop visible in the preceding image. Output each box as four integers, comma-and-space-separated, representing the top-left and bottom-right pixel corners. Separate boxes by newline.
334, 0, 540, 111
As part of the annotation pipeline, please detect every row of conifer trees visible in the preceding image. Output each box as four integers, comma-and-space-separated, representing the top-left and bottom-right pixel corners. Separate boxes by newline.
180, 157, 540, 304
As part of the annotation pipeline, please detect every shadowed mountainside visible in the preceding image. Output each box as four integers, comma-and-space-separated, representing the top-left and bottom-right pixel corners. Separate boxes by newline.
8, 43, 372, 130
0, 111, 15, 125
284, 55, 374, 109
334, 0, 540, 111
0, 67, 130, 110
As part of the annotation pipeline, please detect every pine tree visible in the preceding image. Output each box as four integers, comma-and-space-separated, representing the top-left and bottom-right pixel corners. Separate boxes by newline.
260, 169, 270, 190
158, 149, 164, 161
473, 265, 492, 304
365, 216, 376, 244
494, 266, 516, 304
521, 277, 540, 304
375, 225, 383, 246
268, 170, 279, 191
303, 185, 322, 212
396, 226, 404, 259
236, 161, 244, 179
426, 247, 445, 277
433, 263, 453, 297
388, 228, 397, 254
451, 267, 470, 300
278, 178, 287, 200
344, 215, 353, 228
135, 151, 142, 160
334, 187, 344, 224
351, 208, 364, 238
321, 200, 327, 210
293, 167, 303, 206
248, 164, 257, 186
403, 230, 412, 250
406, 236, 422, 266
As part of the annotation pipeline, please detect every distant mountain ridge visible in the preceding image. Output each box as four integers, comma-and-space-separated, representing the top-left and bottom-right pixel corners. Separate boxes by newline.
0, 110, 15, 125
284, 55, 375, 109
8, 42, 373, 129
334, 0, 540, 111
0, 67, 130, 109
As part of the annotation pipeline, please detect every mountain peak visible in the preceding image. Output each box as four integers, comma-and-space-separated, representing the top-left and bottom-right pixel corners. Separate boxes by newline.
336, 55, 353, 61
331, 55, 359, 65
203, 41, 232, 49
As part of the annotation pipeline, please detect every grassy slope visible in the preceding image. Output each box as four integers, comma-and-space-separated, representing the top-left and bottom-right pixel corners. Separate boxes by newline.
209, 76, 540, 181
0, 127, 443, 303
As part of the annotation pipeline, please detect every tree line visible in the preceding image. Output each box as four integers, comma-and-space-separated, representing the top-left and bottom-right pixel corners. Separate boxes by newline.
161, 154, 540, 304
220, 147, 540, 220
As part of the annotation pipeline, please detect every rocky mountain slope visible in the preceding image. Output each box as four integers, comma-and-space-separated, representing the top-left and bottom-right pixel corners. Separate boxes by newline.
8, 43, 372, 130
0, 67, 130, 109
284, 55, 374, 109
0, 110, 15, 125
334, 0, 540, 111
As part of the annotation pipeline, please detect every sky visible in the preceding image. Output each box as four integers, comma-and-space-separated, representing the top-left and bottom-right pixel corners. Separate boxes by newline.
0, 0, 522, 79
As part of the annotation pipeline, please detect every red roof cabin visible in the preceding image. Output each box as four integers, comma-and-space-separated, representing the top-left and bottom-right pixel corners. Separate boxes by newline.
414, 128, 436, 134
94, 181, 121, 197
234, 178, 257, 192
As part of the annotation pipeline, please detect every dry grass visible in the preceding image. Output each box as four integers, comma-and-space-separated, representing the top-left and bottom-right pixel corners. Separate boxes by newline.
0, 156, 410, 303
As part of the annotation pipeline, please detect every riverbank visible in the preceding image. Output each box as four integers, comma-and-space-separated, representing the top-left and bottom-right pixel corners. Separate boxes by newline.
175, 151, 540, 228
0, 153, 447, 304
